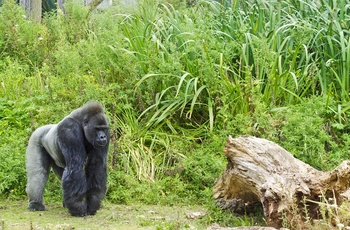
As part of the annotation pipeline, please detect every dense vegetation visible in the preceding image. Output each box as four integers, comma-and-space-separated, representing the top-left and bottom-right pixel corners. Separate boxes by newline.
1, 0, 350, 227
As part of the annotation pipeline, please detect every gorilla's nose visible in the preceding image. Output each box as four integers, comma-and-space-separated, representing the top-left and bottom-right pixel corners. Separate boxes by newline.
99, 133, 107, 141
96, 131, 108, 146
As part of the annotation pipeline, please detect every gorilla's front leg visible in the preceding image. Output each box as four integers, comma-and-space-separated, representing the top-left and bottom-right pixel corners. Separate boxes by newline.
58, 121, 90, 216
62, 165, 88, 216
86, 151, 107, 215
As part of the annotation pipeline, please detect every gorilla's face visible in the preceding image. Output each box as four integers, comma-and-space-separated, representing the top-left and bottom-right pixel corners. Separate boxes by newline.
83, 113, 109, 148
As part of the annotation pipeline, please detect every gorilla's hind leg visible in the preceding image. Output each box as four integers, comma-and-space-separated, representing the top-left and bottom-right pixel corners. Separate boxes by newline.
51, 164, 65, 208
26, 132, 51, 211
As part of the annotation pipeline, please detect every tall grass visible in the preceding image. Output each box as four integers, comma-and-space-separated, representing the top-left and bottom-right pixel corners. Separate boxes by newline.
111, 0, 350, 134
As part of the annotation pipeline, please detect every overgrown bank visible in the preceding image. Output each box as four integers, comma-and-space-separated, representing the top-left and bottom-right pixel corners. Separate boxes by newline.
1, 0, 350, 227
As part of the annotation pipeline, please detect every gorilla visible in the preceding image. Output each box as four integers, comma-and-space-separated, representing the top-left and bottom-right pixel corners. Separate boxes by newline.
26, 101, 110, 216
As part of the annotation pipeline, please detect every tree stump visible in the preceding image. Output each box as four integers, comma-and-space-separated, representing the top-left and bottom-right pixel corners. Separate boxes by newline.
213, 135, 350, 228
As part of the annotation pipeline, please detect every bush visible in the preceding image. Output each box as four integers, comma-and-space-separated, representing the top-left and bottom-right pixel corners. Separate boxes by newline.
0, 100, 31, 198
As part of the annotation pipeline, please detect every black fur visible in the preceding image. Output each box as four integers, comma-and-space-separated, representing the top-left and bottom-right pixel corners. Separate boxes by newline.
26, 101, 109, 216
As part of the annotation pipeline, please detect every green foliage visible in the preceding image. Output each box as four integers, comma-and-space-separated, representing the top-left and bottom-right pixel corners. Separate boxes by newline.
107, 107, 224, 205
137, 73, 214, 131
0, 100, 31, 197
202, 203, 265, 227
272, 97, 337, 170
0, 1, 49, 68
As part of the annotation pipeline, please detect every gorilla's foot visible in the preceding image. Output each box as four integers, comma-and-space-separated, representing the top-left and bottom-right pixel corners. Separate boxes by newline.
69, 211, 87, 217
28, 202, 46, 211
87, 210, 97, 215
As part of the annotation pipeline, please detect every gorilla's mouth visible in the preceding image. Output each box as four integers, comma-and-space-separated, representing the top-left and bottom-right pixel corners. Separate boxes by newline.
95, 140, 108, 147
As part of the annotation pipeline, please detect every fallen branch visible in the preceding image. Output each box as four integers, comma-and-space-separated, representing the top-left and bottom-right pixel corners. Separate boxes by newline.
213, 135, 350, 228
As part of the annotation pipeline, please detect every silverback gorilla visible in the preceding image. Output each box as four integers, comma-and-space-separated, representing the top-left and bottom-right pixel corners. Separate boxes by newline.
26, 101, 110, 216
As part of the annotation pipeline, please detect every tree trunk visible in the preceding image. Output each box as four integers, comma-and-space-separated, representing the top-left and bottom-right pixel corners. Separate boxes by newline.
213, 135, 350, 228
20, 0, 42, 23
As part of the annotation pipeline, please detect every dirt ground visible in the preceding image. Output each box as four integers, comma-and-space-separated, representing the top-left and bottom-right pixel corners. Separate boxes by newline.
0, 200, 208, 229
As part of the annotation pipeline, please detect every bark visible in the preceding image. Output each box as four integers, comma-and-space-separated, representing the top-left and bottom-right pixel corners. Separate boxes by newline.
213, 135, 350, 228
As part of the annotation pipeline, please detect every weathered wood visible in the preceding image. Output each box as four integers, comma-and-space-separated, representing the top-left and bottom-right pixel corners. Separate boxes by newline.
19, 0, 110, 23
20, 0, 42, 22
213, 135, 350, 228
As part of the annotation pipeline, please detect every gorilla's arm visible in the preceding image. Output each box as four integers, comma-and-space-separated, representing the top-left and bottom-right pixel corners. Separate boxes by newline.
57, 118, 88, 216
85, 146, 108, 215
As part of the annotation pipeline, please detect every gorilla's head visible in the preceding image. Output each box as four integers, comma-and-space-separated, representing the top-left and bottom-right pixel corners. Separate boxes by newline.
84, 118, 109, 148
79, 102, 110, 149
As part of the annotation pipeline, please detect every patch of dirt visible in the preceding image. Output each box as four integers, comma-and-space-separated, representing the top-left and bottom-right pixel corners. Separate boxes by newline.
0, 201, 208, 229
